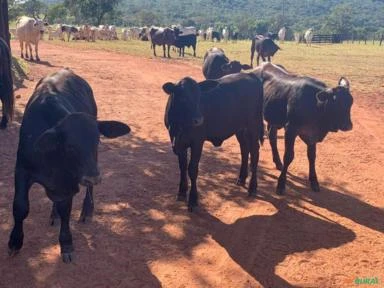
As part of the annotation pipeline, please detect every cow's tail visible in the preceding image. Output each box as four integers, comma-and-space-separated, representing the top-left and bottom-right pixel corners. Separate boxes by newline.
257, 78, 264, 146
0, 38, 15, 124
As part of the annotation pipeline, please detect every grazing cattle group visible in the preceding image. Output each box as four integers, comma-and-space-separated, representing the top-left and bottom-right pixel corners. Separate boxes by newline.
2, 17, 355, 263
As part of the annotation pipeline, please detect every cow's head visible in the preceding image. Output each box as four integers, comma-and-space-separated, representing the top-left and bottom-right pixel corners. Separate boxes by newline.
163, 77, 218, 154
221, 61, 252, 74
34, 113, 130, 191
33, 18, 47, 33
316, 77, 353, 132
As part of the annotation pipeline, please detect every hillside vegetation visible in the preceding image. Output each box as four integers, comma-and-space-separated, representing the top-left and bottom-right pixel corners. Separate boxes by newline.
9, 0, 384, 38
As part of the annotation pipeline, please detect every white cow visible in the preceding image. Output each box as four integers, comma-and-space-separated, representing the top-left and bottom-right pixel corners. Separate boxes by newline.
222, 27, 229, 42
278, 27, 286, 43
304, 28, 314, 46
16, 16, 48, 61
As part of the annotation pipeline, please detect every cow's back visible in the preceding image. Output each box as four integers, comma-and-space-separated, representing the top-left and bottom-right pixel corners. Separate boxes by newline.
202, 73, 263, 138
259, 65, 326, 127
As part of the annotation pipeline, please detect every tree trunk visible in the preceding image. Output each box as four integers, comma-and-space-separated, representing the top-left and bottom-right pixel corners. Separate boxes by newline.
0, 0, 10, 48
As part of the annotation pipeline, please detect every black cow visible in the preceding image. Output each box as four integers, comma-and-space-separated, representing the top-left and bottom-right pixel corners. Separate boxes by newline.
174, 33, 197, 57
0, 37, 14, 129
163, 73, 264, 211
202, 47, 252, 79
253, 63, 353, 194
61, 24, 79, 42
8, 68, 130, 263
149, 27, 177, 58
250, 35, 281, 67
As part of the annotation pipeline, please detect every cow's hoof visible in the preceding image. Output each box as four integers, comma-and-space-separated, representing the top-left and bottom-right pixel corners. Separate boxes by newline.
176, 194, 187, 202
62, 252, 73, 263
36, 58, 40, 62
248, 189, 257, 197
236, 178, 246, 186
276, 186, 285, 195
8, 247, 20, 257
187, 202, 198, 212
311, 183, 320, 192
79, 210, 93, 223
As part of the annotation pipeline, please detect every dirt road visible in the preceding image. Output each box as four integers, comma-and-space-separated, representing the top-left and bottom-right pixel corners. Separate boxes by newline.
0, 41, 383, 288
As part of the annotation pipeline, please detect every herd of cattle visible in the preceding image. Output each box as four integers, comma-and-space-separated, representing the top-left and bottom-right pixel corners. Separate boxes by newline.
0, 16, 353, 263
10, 16, 316, 64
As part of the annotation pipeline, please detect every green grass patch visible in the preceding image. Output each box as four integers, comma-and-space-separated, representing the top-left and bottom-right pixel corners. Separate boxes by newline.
11, 56, 29, 88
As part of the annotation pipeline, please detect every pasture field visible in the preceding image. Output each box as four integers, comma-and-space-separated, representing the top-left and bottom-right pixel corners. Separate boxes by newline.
48, 38, 384, 97
0, 39, 383, 288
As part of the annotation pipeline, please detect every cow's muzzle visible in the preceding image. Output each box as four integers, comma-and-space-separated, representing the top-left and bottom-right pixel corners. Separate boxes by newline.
80, 175, 101, 186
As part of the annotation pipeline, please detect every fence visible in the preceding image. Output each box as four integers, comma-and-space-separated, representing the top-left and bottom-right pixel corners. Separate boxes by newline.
311, 34, 342, 44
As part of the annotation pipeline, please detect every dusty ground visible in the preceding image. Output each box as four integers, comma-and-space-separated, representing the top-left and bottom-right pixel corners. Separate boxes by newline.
0, 41, 383, 288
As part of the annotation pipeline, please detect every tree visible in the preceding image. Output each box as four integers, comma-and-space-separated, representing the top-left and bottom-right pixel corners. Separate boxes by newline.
65, 0, 120, 25
322, 4, 353, 35
0, 0, 10, 47
47, 3, 69, 24
22, 0, 47, 18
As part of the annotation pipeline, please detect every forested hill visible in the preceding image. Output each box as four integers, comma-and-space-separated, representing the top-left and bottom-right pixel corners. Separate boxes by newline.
119, 0, 384, 35
16, 0, 384, 37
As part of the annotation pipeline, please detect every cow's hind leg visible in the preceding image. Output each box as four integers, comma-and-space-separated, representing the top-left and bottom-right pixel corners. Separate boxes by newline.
19, 41, 24, 58
27, 43, 33, 61
177, 150, 188, 201
236, 130, 249, 186
248, 132, 261, 196
79, 185, 94, 222
0, 97, 8, 129
307, 143, 320, 192
8, 168, 32, 256
276, 127, 298, 195
268, 124, 283, 170
188, 143, 203, 211
34, 42, 40, 62
57, 197, 74, 263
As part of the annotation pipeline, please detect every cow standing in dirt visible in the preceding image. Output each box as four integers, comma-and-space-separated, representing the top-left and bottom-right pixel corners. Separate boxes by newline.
0, 37, 14, 129
253, 63, 353, 194
16, 16, 48, 61
8, 68, 131, 263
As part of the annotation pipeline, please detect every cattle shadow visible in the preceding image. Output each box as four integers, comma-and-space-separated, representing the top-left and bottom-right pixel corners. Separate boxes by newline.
0, 128, 377, 287
272, 171, 384, 234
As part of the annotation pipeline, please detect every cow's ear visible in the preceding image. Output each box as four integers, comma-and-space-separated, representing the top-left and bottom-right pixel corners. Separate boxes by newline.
34, 128, 59, 154
98, 121, 130, 138
338, 77, 350, 90
162, 82, 176, 95
198, 80, 219, 92
241, 64, 252, 70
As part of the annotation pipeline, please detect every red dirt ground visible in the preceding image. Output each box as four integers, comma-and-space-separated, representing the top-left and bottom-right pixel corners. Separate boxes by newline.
0, 41, 383, 288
